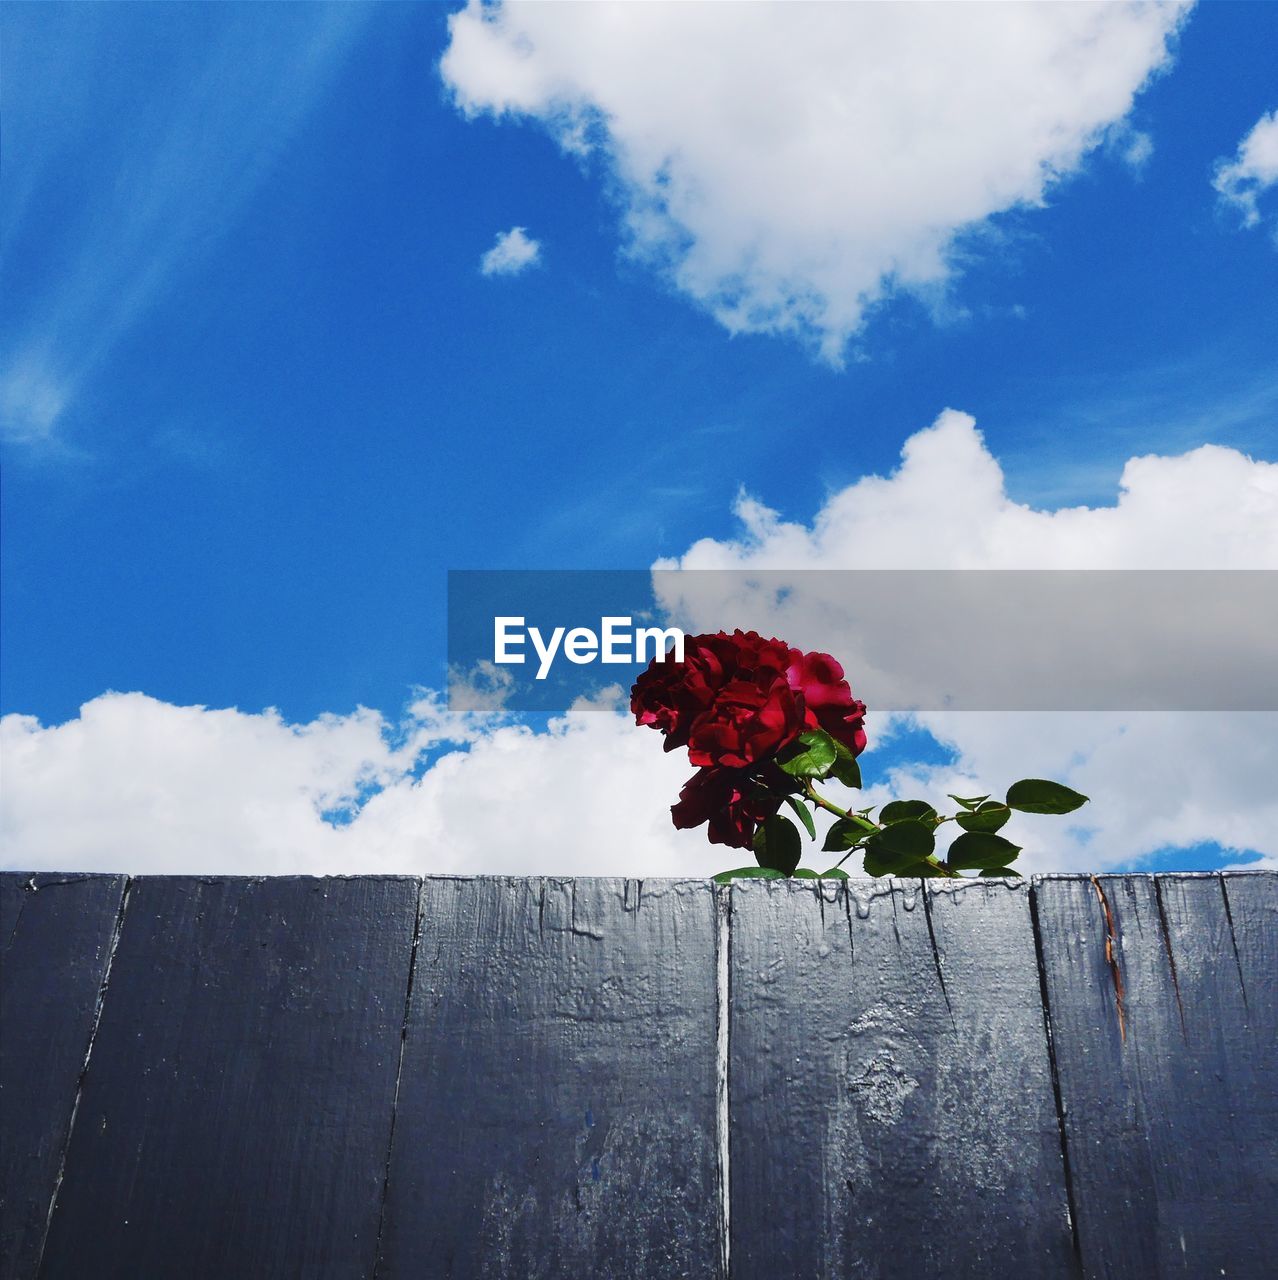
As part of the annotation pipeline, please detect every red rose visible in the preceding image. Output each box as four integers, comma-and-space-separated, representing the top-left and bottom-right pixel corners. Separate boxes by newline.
670, 765, 785, 849
786, 649, 868, 757
685, 667, 805, 768
635, 630, 870, 855
631, 629, 867, 767
629, 646, 709, 750
632, 630, 790, 753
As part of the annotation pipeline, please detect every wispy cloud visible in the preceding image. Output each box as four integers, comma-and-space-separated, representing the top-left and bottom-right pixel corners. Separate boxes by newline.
480, 226, 542, 277
1214, 108, 1278, 240
983, 347, 1278, 507
1105, 122, 1155, 175
0, 4, 373, 447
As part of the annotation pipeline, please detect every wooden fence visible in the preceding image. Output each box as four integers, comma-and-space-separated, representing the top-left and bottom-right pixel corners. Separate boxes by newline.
1, 872, 1274, 1278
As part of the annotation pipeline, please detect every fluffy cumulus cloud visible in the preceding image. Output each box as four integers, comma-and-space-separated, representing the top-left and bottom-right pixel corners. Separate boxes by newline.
4, 410, 1276, 876
1, 696, 406, 873
657, 411, 1278, 872
662, 409, 1278, 572
480, 225, 542, 276
441, 0, 1189, 360
882, 710, 1278, 876
0, 689, 698, 877
1214, 109, 1278, 238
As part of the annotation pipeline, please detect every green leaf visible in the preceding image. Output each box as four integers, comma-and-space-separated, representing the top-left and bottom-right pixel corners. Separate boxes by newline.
946, 831, 1023, 870
860, 819, 936, 875
955, 801, 1011, 834
947, 793, 990, 812
753, 814, 803, 875
830, 740, 863, 789
868, 818, 936, 861
784, 795, 817, 841
1005, 779, 1089, 815
879, 799, 937, 826
821, 814, 878, 852
862, 845, 928, 877
979, 866, 1022, 878
791, 868, 819, 879
776, 730, 839, 780
713, 866, 785, 884
820, 868, 850, 880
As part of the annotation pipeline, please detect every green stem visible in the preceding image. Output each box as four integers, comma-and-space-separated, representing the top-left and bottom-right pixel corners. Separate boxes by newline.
803, 780, 959, 879
801, 779, 853, 821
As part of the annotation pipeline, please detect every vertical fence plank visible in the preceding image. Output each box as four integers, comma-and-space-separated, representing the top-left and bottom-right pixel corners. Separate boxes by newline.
728, 877, 1075, 1280
1034, 872, 1278, 1279
1219, 872, 1277, 1035
36, 875, 420, 1280
376, 876, 722, 1280
3, 871, 1272, 1278
0, 874, 127, 1280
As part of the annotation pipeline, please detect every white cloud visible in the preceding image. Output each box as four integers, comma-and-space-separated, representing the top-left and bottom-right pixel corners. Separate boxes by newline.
1107, 124, 1155, 174
656, 411, 1278, 872
1214, 109, 1278, 237
442, 0, 1189, 361
884, 710, 1278, 876
480, 226, 542, 276
5, 411, 1275, 877
1, 694, 409, 875
0, 689, 701, 878
661, 409, 1278, 572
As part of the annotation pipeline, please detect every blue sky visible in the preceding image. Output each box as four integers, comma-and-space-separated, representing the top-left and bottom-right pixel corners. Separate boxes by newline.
2, 1, 1276, 877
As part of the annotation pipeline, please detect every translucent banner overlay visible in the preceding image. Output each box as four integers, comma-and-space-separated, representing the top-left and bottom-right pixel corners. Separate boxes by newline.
446, 569, 1278, 712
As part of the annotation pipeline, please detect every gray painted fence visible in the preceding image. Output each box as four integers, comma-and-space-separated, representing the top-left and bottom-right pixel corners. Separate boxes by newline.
1, 872, 1274, 1279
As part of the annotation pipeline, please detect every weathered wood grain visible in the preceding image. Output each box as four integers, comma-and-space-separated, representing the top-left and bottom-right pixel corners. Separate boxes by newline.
2, 870, 1273, 1279
728, 876, 1076, 1280
0, 873, 127, 1280
35, 875, 420, 1280
1219, 872, 1277, 1037
1034, 872, 1278, 1279
375, 876, 722, 1280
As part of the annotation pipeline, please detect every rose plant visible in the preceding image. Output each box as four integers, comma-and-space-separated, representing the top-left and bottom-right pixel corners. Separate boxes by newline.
630, 630, 1088, 882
